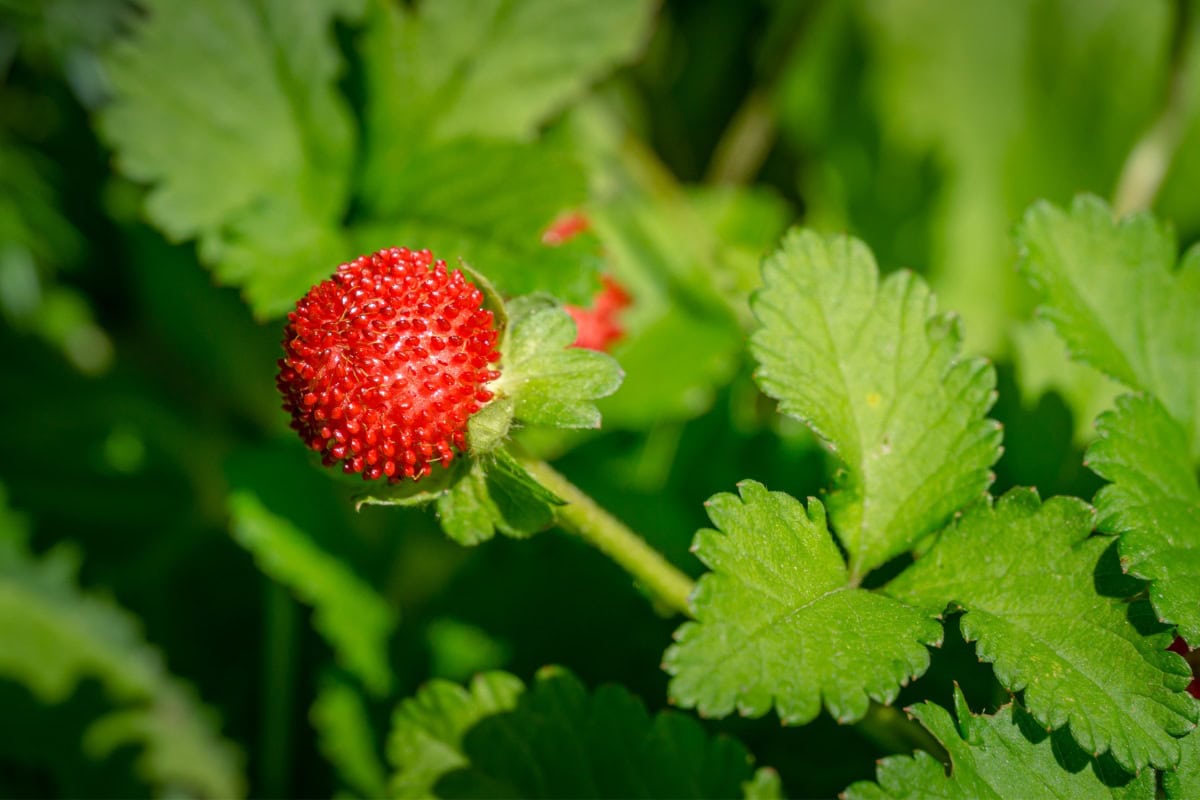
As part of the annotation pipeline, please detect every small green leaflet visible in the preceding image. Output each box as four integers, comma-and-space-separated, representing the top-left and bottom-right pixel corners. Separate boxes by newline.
229, 491, 397, 696
99, 0, 360, 319
844, 688, 1155, 800
887, 488, 1198, 771
388, 671, 524, 798
750, 229, 1000, 580
1088, 394, 1200, 642
390, 666, 779, 799
664, 481, 940, 725
0, 488, 244, 798
311, 671, 388, 799
1018, 195, 1200, 456
494, 295, 624, 430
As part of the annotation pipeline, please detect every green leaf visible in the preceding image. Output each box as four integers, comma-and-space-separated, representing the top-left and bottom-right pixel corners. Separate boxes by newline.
1165, 727, 1200, 800
844, 688, 1154, 800
0, 488, 245, 798
664, 481, 941, 725
887, 488, 1198, 771
1018, 195, 1200, 455
352, 138, 599, 305
99, 0, 361, 318
493, 296, 624, 429
394, 665, 773, 799
387, 671, 524, 799
434, 452, 561, 545
229, 490, 397, 696
1087, 394, 1200, 642
360, 0, 654, 146
750, 229, 1001, 579
312, 671, 388, 800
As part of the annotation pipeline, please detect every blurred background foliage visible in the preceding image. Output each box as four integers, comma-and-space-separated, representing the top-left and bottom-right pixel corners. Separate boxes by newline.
1, 0, 1197, 796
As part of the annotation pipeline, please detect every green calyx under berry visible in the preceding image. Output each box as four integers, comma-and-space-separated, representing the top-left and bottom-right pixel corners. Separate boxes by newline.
276, 247, 501, 482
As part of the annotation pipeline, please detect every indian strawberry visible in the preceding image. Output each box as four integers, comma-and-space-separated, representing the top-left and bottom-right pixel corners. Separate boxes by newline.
566, 274, 632, 352
276, 247, 500, 482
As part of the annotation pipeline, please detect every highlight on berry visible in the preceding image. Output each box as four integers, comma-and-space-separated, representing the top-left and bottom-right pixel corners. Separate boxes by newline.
276, 247, 501, 482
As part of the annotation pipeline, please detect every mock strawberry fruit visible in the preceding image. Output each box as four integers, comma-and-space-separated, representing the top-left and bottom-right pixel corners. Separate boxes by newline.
276, 247, 501, 482
542, 210, 590, 246
566, 274, 632, 352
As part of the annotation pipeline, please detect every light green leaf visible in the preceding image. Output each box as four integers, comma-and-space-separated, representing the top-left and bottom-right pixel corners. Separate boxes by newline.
229, 490, 397, 696
1018, 195, 1200, 455
352, 138, 599, 304
361, 0, 654, 146
750, 229, 1001, 579
494, 296, 624, 429
664, 481, 941, 725
387, 671, 525, 799
99, 0, 360, 318
849, 0, 1169, 354
887, 488, 1198, 771
1088, 394, 1200, 642
844, 688, 1154, 800
312, 672, 388, 800
1165, 727, 1200, 800
395, 666, 772, 799
0, 488, 244, 798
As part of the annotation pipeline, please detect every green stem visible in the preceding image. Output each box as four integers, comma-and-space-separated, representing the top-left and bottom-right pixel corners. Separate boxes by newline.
520, 458, 947, 760
519, 457, 696, 617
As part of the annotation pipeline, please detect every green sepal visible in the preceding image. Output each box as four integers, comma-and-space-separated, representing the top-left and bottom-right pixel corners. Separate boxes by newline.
466, 397, 515, 454
353, 459, 468, 511
409, 450, 559, 546
493, 294, 624, 430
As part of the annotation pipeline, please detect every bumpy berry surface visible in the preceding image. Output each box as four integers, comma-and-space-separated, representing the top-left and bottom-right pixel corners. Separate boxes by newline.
276, 248, 500, 482
566, 274, 632, 352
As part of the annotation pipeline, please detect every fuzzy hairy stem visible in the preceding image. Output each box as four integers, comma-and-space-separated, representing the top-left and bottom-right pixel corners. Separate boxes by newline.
519, 457, 696, 617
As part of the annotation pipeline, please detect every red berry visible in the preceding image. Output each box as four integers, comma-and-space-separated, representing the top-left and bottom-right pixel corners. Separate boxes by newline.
276, 247, 501, 482
542, 210, 590, 246
565, 274, 632, 352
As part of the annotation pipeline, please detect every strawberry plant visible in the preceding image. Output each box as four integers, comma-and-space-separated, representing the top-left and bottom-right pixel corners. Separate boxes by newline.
3, 0, 1200, 798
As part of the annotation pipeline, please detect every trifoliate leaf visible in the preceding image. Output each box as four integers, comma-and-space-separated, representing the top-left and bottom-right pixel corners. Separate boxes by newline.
494, 295, 624, 430
887, 488, 1198, 771
1165, 727, 1200, 800
352, 138, 599, 305
750, 229, 1001, 580
312, 671, 388, 800
844, 688, 1154, 800
0, 488, 244, 798
229, 490, 397, 696
391, 665, 773, 799
1088, 394, 1200, 642
388, 671, 525, 798
360, 0, 654, 146
1018, 195, 1200, 455
99, 0, 361, 319
663, 481, 940, 725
